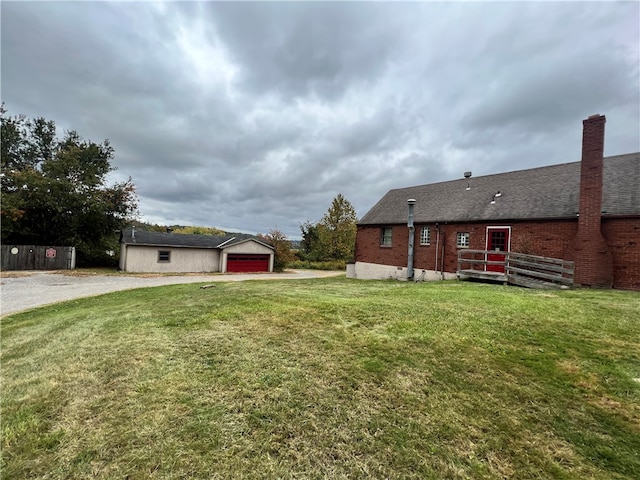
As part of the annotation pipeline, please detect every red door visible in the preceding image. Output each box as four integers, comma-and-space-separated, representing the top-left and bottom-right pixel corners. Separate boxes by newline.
486, 228, 510, 273
227, 254, 270, 272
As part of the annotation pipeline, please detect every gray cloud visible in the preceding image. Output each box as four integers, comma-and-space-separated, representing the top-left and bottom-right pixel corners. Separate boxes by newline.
205, 2, 404, 100
2, 1, 638, 238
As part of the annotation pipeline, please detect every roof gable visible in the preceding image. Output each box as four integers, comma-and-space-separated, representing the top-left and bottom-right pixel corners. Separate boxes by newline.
359, 153, 639, 225
220, 237, 274, 250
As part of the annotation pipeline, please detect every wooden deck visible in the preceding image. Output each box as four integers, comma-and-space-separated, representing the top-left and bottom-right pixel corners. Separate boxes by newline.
457, 250, 574, 289
456, 269, 507, 283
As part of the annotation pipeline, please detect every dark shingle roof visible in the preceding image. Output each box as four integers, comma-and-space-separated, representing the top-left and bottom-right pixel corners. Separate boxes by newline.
120, 229, 273, 250
120, 229, 232, 248
359, 153, 640, 225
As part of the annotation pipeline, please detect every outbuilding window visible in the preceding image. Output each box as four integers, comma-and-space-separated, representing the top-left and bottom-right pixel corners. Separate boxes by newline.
158, 250, 171, 262
420, 226, 431, 245
456, 232, 470, 248
380, 227, 393, 246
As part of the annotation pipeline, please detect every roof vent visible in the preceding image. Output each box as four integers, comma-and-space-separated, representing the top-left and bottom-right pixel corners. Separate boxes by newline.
464, 171, 472, 190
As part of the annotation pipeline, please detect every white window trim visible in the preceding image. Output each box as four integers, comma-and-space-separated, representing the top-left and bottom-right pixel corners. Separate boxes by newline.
380, 227, 393, 246
420, 226, 431, 245
456, 232, 470, 248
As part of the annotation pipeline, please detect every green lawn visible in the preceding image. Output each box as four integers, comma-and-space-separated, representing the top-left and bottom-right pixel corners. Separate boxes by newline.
1, 278, 639, 479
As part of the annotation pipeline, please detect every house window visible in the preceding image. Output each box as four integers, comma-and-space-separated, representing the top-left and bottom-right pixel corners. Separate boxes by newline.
456, 232, 470, 248
380, 227, 393, 246
420, 226, 431, 245
158, 250, 171, 262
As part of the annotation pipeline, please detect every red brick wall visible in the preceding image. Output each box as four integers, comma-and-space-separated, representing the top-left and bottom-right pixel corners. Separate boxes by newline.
509, 220, 577, 258
414, 221, 580, 274
603, 218, 640, 290
356, 217, 639, 290
356, 222, 577, 272
355, 225, 408, 268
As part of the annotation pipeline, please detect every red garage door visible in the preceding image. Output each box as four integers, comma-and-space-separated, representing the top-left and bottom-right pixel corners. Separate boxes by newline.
227, 254, 270, 273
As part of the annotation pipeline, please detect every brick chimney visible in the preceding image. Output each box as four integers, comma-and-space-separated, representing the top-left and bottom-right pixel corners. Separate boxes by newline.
568, 114, 613, 287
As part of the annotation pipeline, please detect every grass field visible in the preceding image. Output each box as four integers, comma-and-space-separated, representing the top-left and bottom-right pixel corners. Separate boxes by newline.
1, 278, 639, 479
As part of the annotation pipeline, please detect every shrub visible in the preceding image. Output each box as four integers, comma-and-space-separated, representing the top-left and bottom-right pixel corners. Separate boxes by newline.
287, 260, 346, 271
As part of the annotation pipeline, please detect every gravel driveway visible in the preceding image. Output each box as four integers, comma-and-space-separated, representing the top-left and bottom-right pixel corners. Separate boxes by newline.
0, 270, 343, 316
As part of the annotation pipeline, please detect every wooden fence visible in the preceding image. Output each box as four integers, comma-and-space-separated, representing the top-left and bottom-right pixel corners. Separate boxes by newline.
1, 245, 76, 271
457, 250, 574, 289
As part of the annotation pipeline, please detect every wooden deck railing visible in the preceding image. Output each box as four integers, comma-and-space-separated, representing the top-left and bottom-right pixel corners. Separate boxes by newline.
457, 250, 574, 289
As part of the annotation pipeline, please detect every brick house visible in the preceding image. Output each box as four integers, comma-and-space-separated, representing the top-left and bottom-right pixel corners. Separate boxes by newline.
351, 115, 640, 290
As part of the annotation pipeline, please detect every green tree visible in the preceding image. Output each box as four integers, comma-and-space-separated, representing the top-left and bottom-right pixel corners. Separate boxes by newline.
260, 229, 295, 272
299, 194, 357, 262
299, 220, 321, 261
317, 194, 357, 261
1, 107, 138, 266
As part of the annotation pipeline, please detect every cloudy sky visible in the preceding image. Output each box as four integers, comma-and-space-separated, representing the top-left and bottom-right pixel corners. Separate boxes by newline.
2, 1, 638, 238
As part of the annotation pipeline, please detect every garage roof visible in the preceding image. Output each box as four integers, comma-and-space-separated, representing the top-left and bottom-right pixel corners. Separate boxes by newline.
120, 229, 273, 250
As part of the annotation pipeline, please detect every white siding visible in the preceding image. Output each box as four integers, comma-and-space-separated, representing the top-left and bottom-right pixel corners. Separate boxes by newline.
220, 240, 274, 273
123, 246, 220, 273
223, 241, 273, 254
